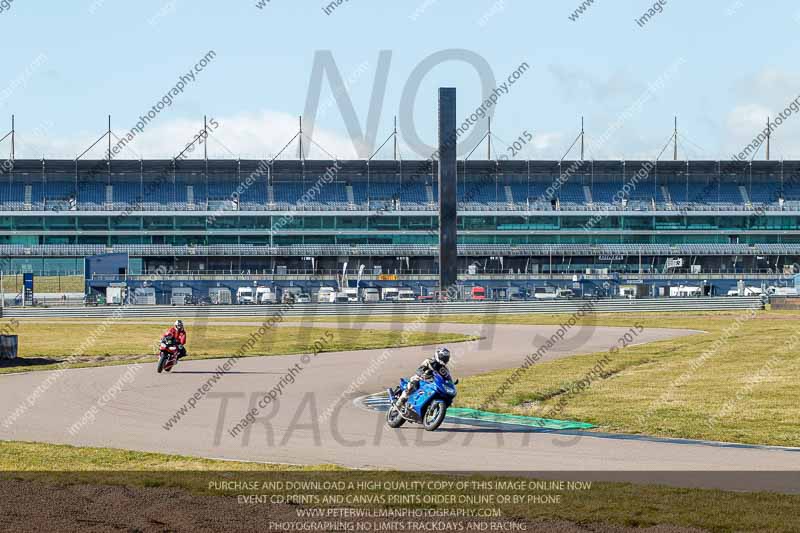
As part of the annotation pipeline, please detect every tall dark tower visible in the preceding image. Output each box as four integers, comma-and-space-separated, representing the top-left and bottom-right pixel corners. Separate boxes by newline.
438, 88, 458, 294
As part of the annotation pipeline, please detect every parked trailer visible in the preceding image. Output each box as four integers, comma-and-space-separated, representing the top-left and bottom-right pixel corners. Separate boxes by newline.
170, 287, 192, 305
131, 287, 156, 305
669, 285, 702, 297
256, 286, 279, 304
209, 287, 232, 305
106, 286, 125, 305
362, 287, 380, 302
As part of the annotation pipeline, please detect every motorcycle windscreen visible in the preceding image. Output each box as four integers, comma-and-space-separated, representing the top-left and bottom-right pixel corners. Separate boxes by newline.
433, 371, 453, 394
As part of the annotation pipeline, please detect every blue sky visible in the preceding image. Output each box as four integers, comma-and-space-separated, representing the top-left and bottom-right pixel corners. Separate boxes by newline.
1, 0, 799, 161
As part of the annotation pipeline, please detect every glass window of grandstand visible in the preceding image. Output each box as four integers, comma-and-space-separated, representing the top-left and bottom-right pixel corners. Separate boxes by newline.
686, 216, 717, 229
302, 235, 336, 245
393, 233, 436, 245
111, 214, 141, 230
400, 216, 435, 230
174, 216, 207, 230
143, 216, 173, 230
749, 216, 800, 230
622, 216, 654, 230
13, 216, 45, 230
76, 216, 108, 230
496, 216, 526, 230
207, 216, 239, 230
110, 235, 144, 245
235, 216, 256, 230
561, 215, 621, 230
44, 216, 76, 230
655, 216, 685, 230
238, 235, 270, 245
369, 215, 400, 230
335, 216, 367, 229
169, 235, 206, 246
459, 216, 495, 231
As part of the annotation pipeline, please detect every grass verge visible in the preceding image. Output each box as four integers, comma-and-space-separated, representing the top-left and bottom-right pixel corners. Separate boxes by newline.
204, 310, 799, 446
0, 320, 475, 375
445, 310, 799, 447
0, 440, 798, 532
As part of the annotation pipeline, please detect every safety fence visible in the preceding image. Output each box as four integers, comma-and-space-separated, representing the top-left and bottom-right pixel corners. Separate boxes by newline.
0, 296, 764, 319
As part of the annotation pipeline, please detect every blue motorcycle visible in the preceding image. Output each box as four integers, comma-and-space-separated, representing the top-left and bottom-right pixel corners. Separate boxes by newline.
386, 370, 458, 431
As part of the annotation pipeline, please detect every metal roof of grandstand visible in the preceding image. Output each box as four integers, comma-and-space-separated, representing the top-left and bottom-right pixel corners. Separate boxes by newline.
6, 158, 800, 176
4, 243, 800, 257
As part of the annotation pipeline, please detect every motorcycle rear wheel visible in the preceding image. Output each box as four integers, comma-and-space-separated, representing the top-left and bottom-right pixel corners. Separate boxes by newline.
423, 400, 447, 431
386, 405, 406, 428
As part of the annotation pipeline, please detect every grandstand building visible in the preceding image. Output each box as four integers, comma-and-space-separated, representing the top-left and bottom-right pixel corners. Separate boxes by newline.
2, 157, 800, 297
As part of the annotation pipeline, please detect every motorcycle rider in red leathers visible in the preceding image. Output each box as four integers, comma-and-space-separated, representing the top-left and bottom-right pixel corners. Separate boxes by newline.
162, 320, 188, 360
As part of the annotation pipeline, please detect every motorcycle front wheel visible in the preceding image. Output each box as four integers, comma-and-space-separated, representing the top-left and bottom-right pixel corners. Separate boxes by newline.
386, 405, 406, 428
423, 400, 447, 431
157, 352, 168, 373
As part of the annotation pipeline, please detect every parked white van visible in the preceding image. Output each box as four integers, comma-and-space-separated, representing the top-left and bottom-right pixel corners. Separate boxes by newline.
236, 287, 255, 304
317, 287, 336, 303
382, 287, 400, 301
398, 288, 416, 302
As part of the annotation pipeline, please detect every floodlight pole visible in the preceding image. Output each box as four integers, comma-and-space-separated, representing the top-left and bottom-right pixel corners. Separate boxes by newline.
0, 116, 16, 162
75, 118, 114, 181
673, 116, 678, 161
580, 116, 584, 160
766, 116, 770, 161
487, 116, 492, 160
107, 115, 111, 178
298, 116, 304, 160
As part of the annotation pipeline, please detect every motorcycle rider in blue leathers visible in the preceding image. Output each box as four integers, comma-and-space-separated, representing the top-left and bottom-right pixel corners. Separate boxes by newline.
395, 347, 452, 412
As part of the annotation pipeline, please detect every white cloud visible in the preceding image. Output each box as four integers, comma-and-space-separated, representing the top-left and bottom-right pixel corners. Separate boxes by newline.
724, 68, 800, 159
11, 110, 360, 160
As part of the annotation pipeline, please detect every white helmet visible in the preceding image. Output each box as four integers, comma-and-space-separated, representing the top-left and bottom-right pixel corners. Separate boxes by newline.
434, 347, 451, 365
174, 320, 184, 331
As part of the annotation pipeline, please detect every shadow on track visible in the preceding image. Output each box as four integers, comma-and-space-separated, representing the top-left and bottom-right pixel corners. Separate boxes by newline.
0, 357, 61, 368
169, 370, 276, 375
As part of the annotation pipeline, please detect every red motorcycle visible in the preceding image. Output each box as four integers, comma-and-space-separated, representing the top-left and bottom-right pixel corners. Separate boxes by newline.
157, 336, 180, 373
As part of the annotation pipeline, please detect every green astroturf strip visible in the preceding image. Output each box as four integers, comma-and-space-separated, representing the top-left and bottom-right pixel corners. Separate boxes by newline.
446, 408, 595, 430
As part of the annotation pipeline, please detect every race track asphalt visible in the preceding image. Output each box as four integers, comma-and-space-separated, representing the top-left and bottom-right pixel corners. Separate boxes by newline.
1, 320, 798, 492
